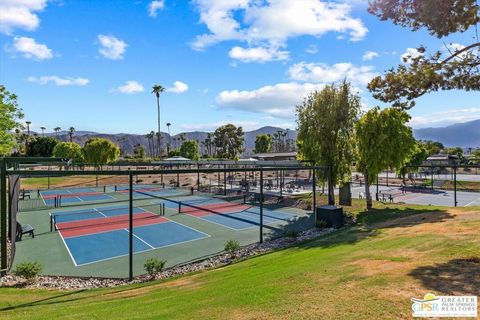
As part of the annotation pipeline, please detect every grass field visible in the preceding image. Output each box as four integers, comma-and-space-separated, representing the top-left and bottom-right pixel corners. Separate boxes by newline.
1, 201, 479, 319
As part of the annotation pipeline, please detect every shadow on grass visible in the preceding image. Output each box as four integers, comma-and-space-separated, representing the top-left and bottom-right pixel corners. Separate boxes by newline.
409, 257, 480, 296
0, 289, 87, 312
355, 207, 453, 228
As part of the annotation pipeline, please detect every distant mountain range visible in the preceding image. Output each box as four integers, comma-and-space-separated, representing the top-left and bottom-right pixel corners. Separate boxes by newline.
39, 119, 479, 156
413, 119, 480, 148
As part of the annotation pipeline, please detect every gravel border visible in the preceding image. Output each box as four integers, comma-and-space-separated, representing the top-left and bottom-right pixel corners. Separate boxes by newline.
0, 227, 335, 290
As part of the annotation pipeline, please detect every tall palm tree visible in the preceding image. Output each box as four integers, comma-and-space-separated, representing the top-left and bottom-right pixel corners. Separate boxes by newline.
166, 122, 171, 153
145, 132, 153, 158
68, 126, 75, 142
152, 84, 165, 158
54, 127, 61, 139
40, 126, 46, 136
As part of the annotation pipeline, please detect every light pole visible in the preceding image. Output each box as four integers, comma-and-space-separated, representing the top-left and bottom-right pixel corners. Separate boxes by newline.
25, 121, 31, 154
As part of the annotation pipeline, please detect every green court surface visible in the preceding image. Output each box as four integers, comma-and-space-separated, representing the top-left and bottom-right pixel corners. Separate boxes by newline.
13, 187, 312, 278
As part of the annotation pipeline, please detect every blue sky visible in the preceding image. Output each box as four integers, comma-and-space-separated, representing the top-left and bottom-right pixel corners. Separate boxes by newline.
1, 0, 479, 135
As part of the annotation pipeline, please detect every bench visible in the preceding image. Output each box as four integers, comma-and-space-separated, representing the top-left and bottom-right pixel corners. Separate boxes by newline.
16, 222, 35, 241
19, 190, 31, 200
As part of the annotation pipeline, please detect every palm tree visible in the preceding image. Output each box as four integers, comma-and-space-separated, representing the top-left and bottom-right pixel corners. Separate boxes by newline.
40, 126, 46, 136
145, 132, 153, 158
166, 122, 171, 153
152, 84, 165, 158
54, 127, 61, 139
68, 126, 75, 142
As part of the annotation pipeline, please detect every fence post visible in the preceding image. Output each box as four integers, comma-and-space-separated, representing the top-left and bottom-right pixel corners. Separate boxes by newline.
312, 168, 316, 224
259, 168, 263, 244
453, 165, 457, 207
327, 166, 334, 205
128, 171, 133, 281
223, 164, 227, 196
1, 158, 7, 276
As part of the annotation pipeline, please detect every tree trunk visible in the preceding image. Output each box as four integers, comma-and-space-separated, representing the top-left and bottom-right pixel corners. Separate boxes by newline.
157, 96, 161, 158
364, 171, 372, 210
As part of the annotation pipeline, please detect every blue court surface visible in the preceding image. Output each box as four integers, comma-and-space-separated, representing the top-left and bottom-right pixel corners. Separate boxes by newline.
51, 205, 149, 224
116, 186, 192, 199
63, 222, 209, 265
156, 196, 297, 230
41, 187, 113, 206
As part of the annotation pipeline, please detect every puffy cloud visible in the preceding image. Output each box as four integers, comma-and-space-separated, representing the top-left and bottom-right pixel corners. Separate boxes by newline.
288, 62, 377, 86
148, 0, 164, 17
114, 80, 145, 94
167, 81, 189, 93
12, 36, 52, 60
216, 82, 326, 118
229, 46, 289, 63
192, 0, 367, 60
362, 50, 378, 61
305, 44, 318, 54
98, 35, 127, 60
27, 76, 89, 86
401, 47, 423, 63
0, 0, 47, 34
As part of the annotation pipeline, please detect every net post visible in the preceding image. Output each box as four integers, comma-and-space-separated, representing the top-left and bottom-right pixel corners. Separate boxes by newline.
259, 168, 264, 244
162, 203, 165, 216
128, 171, 133, 281
178, 202, 181, 213
50, 216, 53, 232
1, 158, 7, 276
223, 164, 227, 196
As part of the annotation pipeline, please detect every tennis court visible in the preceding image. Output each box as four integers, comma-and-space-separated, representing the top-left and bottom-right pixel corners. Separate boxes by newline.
40, 187, 113, 206
155, 195, 296, 230
51, 205, 209, 266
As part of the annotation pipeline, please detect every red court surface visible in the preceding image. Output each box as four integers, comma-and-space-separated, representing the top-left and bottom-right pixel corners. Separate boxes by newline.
181, 202, 252, 217
58, 213, 168, 238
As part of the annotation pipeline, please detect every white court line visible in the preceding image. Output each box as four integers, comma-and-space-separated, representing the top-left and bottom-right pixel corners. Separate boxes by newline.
93, 207, 107, 217
124, 228, 155, 249
57, 229, 79, 267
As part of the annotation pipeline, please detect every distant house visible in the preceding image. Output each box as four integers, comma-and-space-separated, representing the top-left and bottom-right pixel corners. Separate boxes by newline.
251, 152, 297, 161
424, 154, 459, 166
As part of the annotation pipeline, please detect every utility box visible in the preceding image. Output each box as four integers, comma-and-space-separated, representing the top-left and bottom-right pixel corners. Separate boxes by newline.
339, 183, 352, 206
316, 205, 344, 228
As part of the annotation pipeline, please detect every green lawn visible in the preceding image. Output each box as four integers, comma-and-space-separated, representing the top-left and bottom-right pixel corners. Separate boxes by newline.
1, 203, 479, 319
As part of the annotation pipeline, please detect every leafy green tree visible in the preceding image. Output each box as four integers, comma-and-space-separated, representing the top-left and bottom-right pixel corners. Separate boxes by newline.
398, 141, 429, 179
447, 146, 464, 158
297, 81, 361, 202
470, 149, 480, 164
179, 140, 200, 160
213, 124, 244, 159
0, 85, 24, 155
254, 134, 272, 153
167, 149, 180, 157
356, 107, 416, 209
133, 144, 146, 159
83, 138, 120, 167
52, 142, 84, 163
421, 140, 444, 156
27, 137, 58, 157
367, 0, 480, 109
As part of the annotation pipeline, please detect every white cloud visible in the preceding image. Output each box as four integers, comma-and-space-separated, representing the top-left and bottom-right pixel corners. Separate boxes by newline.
229, 46, 289, 63
362, 50, 378, 61
401, 47, 423, 63
114, 80, 145, 94
288, 62, 377, 86
12, 36, 52, 60
98, 34, 127, 60
192, 0, 367, 60
27, 76, 89, 86
167, 81, 189, 93
216, 82, 326, 118
148, 0, 164, 17
409, 108, 480, 128
305, 44, 318, 54
0, 0, 47, 34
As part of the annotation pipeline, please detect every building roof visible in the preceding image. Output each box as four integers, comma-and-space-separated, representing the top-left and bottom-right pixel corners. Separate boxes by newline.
252, 152, 297, 158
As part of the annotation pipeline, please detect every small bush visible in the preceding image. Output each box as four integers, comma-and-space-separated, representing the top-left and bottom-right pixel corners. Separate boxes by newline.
144, 258, 166, 278
224, 240, 240, 256
13, 262, 42, 282
284, 230, 299, 238
316, 220, 328, 228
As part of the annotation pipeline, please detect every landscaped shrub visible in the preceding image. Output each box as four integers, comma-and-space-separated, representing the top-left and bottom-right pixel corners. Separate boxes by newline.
13, 262, 42, 282
284, 230, 299, 238
316, 220, 328, 228
144, 258, 166, 278
224, 240, 240, 257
